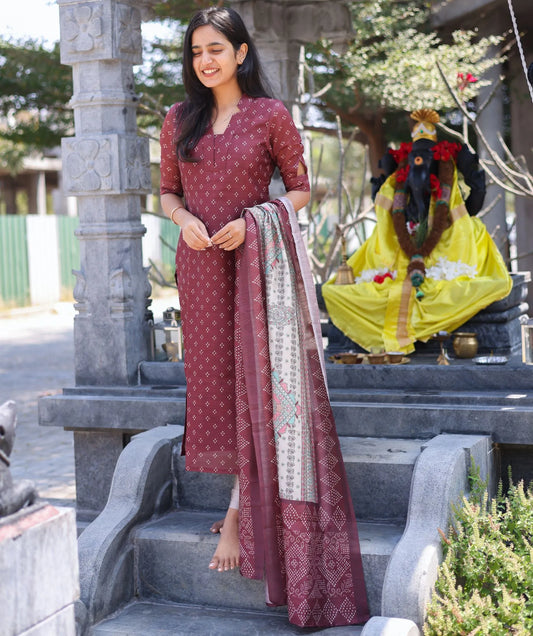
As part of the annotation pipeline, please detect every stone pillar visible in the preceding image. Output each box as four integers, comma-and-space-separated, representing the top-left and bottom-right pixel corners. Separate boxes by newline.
229, 0, 351, 204
28, 171, 48, 215
230, 0, 351, 103
37, 171, 47, 215
58, 0, 153, 386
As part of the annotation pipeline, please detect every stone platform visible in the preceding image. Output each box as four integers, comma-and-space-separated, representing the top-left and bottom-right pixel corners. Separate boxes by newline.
0, 503, 79, 636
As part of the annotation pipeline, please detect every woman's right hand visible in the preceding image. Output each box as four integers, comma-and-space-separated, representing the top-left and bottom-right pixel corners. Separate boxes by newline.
179, 212, 212, 251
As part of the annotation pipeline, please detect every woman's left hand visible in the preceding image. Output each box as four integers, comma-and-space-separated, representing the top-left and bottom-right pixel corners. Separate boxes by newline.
211, 218, 246, 251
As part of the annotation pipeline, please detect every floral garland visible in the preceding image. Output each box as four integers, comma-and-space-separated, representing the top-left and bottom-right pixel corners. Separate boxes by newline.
389, 140, 461, 299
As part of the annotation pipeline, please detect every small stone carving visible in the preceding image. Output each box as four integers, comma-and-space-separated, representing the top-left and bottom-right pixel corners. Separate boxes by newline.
65, 139, 113, 192
73, 269, 88, 314
125, 138, 151, 192
0, 401, 38, 518
62, 4, 104, 54
116, 4, 142, 56
143, 266, 153, 310
109, 268, 133, 315
109, 268, 132, 302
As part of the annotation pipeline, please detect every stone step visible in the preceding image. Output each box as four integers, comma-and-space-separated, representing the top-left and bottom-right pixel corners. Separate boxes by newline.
133, 510, 402, 618
62, 383, 533, 408
329, 387, 533, 407
175, 436, 424, 523
139, 359, 533, 392
92, 600, 364, 635
63, 385, 187, 397
63, 384, 533, 407
40, 387, 533, 445
331, 400, 533, 444
325, 359, 533, 392
39, 393, 186, 431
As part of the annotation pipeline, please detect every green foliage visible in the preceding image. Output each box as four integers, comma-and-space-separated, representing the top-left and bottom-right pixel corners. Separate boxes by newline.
136, 34, 187, 133
307, 0, 503, 149
0, 39, 73, 149
0, 138, 27, 175
425, 473, 533, 635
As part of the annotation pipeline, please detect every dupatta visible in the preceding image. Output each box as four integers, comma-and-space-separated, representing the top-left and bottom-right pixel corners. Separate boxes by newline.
234, 198, 369, 627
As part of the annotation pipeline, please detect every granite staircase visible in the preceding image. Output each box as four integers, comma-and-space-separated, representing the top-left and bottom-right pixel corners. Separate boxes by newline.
71, 357, 533, 635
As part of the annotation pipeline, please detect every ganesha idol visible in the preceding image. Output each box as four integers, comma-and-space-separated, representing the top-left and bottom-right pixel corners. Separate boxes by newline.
322, 108, 512, 355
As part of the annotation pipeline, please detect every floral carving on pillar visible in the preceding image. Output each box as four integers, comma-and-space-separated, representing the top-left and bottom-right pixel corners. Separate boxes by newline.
72, 269, 88, 314
109, 268, 133, 315
116, 4, 142, 57
62, 4, 104, 54
125, 138, 151, 192
63, 138, 114, 193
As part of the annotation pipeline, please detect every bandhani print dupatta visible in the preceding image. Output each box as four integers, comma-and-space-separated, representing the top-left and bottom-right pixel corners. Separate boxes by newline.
234, 198, 369, 627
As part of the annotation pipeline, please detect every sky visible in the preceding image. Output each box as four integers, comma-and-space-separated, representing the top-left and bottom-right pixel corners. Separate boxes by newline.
2, 0, 170, 46
4, 1, 60, 43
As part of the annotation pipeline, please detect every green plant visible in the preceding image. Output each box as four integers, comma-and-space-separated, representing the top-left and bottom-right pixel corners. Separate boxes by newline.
425, 470, 533, 635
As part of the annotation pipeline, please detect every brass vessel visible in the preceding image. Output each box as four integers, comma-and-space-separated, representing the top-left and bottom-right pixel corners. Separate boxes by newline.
453, 332, 478, 358
335, 236, 355, 285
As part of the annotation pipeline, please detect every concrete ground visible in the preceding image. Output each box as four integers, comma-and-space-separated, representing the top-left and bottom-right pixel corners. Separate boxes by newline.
0, 295, 177, 507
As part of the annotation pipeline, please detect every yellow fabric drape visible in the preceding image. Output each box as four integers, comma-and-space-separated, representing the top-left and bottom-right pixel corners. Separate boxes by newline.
322, 170, 512, 354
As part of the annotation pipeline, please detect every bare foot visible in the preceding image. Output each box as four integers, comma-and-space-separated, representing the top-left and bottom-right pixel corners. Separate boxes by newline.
210, 519, 224, 534
209, 507, 239, 572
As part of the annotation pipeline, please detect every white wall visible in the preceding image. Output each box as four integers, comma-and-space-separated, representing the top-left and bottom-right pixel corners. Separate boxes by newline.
26, 216, 61, 306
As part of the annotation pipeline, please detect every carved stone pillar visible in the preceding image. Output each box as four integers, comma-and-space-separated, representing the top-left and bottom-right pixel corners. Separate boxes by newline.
229, 1, 350, 204
58, 0, 152, 386
230, 0, 351, 104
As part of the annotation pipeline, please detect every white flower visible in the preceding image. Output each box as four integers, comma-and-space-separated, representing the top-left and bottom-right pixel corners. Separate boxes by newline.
355, 268, 397, 284
425, 257, 477, 281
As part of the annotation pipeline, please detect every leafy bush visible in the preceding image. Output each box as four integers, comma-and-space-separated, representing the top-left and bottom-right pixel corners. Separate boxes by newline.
425, 472, 533, 635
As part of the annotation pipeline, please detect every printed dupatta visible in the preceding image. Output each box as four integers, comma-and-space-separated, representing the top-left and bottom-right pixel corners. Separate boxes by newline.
234, 198, 369, 627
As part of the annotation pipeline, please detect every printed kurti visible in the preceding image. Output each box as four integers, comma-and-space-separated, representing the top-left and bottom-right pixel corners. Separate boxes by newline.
159, 95, 309, 473
322, 169, 512, 354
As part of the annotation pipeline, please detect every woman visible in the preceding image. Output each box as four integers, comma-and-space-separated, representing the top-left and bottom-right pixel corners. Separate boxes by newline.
160, 7, 368, 627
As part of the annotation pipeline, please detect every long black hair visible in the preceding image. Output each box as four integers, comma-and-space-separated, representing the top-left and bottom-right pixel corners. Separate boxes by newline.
175, 6, 272, 161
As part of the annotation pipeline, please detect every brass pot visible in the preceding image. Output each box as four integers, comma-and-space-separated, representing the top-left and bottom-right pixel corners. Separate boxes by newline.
453, 332, 478, 358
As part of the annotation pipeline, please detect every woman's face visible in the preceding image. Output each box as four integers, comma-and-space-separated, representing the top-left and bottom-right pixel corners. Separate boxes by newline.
191, 24, 247, 92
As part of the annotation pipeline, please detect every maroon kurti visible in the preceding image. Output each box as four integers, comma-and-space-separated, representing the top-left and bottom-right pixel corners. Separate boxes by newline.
159, 95, 309, 474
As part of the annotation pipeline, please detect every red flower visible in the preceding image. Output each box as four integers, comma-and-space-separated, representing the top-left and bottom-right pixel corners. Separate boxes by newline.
373, 272, 393, 284
432, 141, 461, 162
457, 71, 478, 91
430, 173, 443, 200
395, 166, 410, 184
389, 142, 413, 164
406, 221, 419, 235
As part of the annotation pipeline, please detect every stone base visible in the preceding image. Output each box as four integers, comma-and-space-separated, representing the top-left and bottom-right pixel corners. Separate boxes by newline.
0, 503, 79, 636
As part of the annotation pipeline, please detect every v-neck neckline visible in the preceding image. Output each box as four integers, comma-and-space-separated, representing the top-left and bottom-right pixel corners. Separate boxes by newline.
212, 95, 246, 137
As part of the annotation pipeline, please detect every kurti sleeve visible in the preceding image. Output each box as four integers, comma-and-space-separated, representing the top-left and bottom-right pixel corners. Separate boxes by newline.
160, 103, 184, 197
267, 100, 310, 193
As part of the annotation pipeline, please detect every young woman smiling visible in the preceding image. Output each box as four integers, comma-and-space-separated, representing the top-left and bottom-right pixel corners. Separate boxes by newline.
159, 6, 368, 628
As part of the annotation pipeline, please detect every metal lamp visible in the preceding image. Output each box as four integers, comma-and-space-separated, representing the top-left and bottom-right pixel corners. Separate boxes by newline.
521, 319, 533, 365
152, 307, 183, 362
